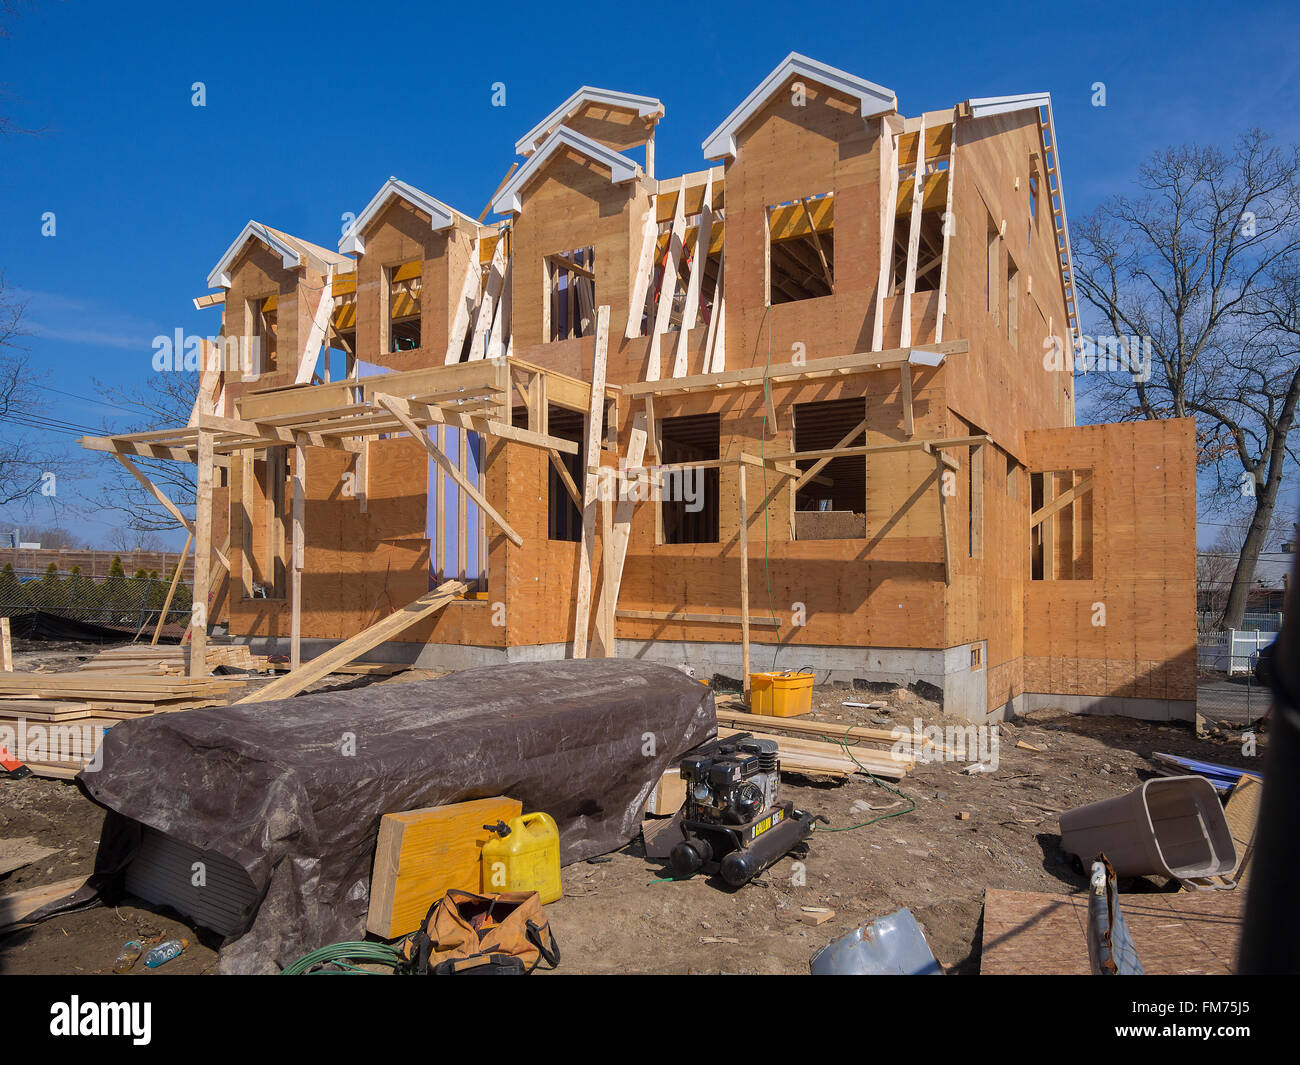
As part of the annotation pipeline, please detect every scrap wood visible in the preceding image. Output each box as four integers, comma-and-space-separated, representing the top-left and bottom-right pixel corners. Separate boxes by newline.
979, 887, 1245, 975
236, 580, 466, 703
0, 874, 90, 932
1150, 751, 1261, 793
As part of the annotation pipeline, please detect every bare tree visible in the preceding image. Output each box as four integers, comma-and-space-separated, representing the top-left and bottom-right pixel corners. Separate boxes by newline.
0, 1, 42, 139
1075, 130, 1300, 628
108, 527, 165, 554
0, 273, 74, 511
93, 370, 198, 532
25, 525, 83, 549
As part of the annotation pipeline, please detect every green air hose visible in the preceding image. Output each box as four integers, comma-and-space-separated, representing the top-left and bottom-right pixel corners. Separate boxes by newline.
280, 940, 408, 975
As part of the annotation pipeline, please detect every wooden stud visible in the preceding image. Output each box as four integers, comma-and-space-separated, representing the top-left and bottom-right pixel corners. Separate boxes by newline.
900, 114, 926, 349
151, 530, 193, 646
592, 409, 649, 657
572, 306, 610, 658
1, 618, 11, 672
900, 363, 914, 438
873, 114, 903, 351
190, 428, 214, 678
739, 463, 751, 695
290, 437, 305, 670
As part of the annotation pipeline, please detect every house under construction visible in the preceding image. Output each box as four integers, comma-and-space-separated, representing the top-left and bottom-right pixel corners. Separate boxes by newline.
82, 54, 1197, 722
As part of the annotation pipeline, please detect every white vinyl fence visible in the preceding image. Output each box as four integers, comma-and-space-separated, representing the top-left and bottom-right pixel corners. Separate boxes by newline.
1197, 629, 1278, 675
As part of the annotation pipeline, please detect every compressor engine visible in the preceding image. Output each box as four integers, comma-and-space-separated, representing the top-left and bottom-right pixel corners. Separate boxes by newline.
669, 734, 820, 887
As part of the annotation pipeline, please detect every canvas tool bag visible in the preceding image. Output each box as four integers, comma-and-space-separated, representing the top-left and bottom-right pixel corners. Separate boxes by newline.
400, 889, 560, 974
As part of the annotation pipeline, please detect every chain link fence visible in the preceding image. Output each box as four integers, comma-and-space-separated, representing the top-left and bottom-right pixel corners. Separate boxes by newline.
0, 563, 194, 634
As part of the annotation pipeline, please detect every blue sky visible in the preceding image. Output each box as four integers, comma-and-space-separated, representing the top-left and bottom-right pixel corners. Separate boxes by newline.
2, 0, 1299, 549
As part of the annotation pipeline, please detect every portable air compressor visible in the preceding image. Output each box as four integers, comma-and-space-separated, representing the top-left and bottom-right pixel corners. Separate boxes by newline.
668, 734, 821, 887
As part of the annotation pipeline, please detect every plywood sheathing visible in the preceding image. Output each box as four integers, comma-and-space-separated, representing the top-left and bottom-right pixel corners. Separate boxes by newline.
1022, 419, 1197, 703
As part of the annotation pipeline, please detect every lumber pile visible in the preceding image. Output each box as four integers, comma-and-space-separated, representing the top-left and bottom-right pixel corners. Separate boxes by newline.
0, 671, 251, 779
76, 643, 264, 675
717, 721, 913, 781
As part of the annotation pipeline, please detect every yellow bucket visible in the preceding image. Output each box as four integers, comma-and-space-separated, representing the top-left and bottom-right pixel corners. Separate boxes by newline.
748, 671, 814, 717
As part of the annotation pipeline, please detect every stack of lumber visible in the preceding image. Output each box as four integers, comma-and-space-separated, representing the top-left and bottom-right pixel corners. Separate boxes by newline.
0, 671, 250, 779
76, 643, 264, 675
716, 709, 916, 780
1150, 751, 1262, 793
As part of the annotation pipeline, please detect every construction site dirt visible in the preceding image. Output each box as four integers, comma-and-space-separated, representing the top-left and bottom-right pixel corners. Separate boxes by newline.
0, 639, 1264, 976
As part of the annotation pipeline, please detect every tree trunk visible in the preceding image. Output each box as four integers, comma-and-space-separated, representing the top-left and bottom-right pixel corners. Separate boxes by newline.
1221, 489, 1280, 630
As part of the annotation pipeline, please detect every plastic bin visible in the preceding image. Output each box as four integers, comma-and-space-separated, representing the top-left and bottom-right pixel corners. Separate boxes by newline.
749, 671, 814, 717
1059, 776, 1237, 882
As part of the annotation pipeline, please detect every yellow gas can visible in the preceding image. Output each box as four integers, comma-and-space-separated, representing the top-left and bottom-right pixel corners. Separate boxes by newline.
480, 812, 562, 904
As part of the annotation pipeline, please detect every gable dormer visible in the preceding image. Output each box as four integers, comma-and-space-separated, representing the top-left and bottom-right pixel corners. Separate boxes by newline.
493, 127, 649, 352
342, 177, 483, 372
206, 221, 349, 384
514, 87, 663, 170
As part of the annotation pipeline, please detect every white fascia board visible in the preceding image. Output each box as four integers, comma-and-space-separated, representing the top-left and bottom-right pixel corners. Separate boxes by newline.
492, 127, 641, 215
908, 349, 946, 367
701, 52, 897, 161
339, 177, 459, 256
206, 221, 301, 290
514, 86, 664, 156
965, 92, 1052, 119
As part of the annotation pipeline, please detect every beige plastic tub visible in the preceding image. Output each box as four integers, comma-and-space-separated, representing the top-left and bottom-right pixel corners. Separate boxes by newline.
1059, 776, 1237, 882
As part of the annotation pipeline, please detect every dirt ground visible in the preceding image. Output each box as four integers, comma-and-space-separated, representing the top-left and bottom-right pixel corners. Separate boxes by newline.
0, 639, 1267, 975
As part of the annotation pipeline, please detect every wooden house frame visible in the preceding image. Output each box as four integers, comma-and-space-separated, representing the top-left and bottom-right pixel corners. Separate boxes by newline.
82, 55, 1196, 721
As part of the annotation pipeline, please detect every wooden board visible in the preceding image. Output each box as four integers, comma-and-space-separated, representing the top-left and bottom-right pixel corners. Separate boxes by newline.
236, 579, 465, 703
979, 887, 1245, 975
366, 796, 522, 939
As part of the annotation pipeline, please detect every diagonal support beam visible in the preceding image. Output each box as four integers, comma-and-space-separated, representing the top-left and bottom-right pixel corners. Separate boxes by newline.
375, 393, 523, 547
572, 305, 610, 658
1030, 473, 1093, 529
113, 453, 230, 572
793, 417, 870, 491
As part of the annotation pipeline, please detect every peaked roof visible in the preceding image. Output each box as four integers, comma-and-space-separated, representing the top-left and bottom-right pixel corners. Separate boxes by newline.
492, 126, 641, 215
965, 91, 1051, 119
207, 221, 350, 290
339, 177, 474, 256
514, 86, 664, 156
702, 52, 897, 160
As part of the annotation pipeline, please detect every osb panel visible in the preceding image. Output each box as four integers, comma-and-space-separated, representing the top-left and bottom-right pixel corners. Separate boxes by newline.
980, 888, 1243, 975
1023, 419, 1197, 701
566, 103, 656, 154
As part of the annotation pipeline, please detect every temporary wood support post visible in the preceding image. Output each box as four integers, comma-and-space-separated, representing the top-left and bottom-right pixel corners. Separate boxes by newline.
375, 393, 523, 547
1, 618, 11, 671
873, 114, 903, 351
672, 176, 712, 377
290, 436, 306, 670
899, 115, 927, 349
468, 238, 507, 361
150, 530, 193, 645
900, 363, 915, 437
739, 464, 751, 696
936, 112, 957, 341
445, 237, 481, 364
936, 451, 951, 586
572, 306, 610, 658
592, 409, 649, 657
235, 580, 467, 703
190, 428, 214, 678
646, 178, 686, 380
627, 202, 659, 340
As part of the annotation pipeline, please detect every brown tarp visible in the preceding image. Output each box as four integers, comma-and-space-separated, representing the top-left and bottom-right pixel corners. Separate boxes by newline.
80, 659, 716, 973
